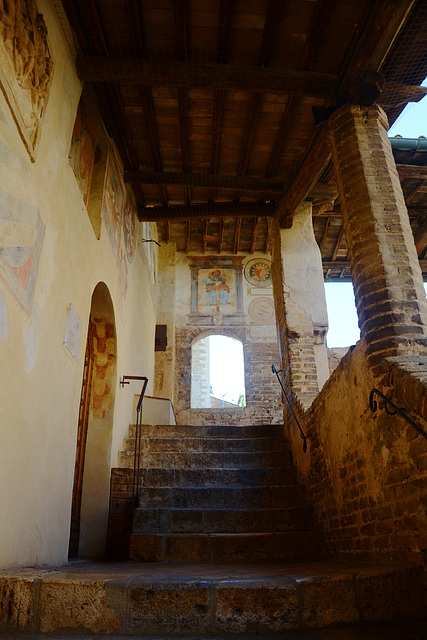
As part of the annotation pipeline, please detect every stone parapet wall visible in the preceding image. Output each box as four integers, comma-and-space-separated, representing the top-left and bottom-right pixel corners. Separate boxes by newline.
287, 342, 427, 574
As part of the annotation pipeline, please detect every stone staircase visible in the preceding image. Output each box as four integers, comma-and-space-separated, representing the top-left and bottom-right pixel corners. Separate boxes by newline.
117, 423, 319, 562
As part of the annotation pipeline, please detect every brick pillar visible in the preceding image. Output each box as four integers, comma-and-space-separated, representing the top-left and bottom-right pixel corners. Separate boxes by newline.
329, 105, 427, 371
270, 201, 329, 408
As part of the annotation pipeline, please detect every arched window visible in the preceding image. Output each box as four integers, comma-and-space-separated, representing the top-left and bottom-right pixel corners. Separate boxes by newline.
191, 334, 246, 408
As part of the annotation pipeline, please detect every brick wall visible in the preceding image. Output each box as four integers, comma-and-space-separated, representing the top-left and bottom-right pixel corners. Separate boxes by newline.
287, 342, 427, 577
175, 326, 283, 425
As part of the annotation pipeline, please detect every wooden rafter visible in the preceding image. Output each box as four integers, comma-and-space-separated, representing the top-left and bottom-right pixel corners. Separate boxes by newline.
217, 0, 236, 64
398, 165, 427, 180
250, 217, 260, 254
186, 221, 191, 253
76, 56, 338, 98
202, 220, 208, 253
331, 225, 345, 262
238, 95, 263, 177
178, 88, 191, 174
125, 0, 147, 57
320, 216, 331, 253
140, 202, 276, 221
174, 0, 190, 61
219, 219, 225, 254
234, 217, 242, 254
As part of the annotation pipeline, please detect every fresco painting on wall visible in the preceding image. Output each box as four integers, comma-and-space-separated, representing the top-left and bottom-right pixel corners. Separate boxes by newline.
0, 0, 53, 160
198, 268, 236, 316
68, 103, 97, 207
0, 189, 44, 313
101, 148, 138, 299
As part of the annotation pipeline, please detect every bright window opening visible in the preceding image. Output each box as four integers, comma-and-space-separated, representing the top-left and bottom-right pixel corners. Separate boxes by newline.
324, 282, 360, 348
191, 335, 246, 408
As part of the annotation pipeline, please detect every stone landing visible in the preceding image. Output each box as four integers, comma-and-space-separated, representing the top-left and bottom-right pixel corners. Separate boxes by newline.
0, 561, 425, 636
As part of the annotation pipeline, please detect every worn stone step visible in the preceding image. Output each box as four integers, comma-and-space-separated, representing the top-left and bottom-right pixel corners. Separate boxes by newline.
135, 465, 298, 487
128, 423, 285, 439
123, 435, 288, 453
132, 506, 313, 533
130, 531, 320, 562
2, 561, 423, 635
137, 485, 307, 509
118, 450, 291, 469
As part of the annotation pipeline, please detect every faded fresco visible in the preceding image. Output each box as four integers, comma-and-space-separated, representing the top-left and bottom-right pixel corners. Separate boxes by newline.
199, 268, 235, 315
0, 0, 53, 160
68, 103, 97, 207
0, 189, 44, 313
101, 148, 139, 299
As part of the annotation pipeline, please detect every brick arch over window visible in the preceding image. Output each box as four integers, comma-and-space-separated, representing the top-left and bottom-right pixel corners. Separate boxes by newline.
174, 325, 283, 426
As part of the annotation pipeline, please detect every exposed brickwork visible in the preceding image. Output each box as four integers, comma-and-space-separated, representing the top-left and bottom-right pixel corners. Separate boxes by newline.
91, 317, 116, 419
286, 343, 427, 580
329, 105, 427, 373
270, 218, 319, 409
174, 326, 283, 425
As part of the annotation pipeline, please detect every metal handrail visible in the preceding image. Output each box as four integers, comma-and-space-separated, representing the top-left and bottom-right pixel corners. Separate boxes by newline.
369, 388, 427, 441
272, 364, 308, 453
120, 375, 149, 505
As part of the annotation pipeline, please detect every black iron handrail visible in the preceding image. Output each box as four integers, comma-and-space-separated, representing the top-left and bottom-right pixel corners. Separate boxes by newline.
272, 364, 308, 453
120, 375, 149, 505
369, 388, 427, 441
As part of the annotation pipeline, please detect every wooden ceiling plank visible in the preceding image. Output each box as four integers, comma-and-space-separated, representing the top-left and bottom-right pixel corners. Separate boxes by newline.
234, 217, 242, 254
211, 90, 226, 175
258, 0, 285, 67
140, 86, 168, 205
76, 56, 338, 99
331, 225, 345, 262
238, 94, 263, 177
250, 217, 260, 254
406, 180, 425, 203
140, 202, 275, 221
178, 88, 191, 174
338, 0, 415, 103
124, 170, 286, 193
125, 0, 147, 57
217, 0, 236, 64
174, 0, 190, 61
265, 96, 300, 178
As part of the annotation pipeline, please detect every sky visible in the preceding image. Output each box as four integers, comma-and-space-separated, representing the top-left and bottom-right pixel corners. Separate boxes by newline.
209, 82, 427, 395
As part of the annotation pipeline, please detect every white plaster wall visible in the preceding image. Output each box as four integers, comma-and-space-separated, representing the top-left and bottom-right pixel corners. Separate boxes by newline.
0, 1, 156, 568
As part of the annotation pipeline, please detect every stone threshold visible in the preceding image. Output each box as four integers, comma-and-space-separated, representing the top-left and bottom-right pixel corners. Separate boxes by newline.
0, 560, 425, 636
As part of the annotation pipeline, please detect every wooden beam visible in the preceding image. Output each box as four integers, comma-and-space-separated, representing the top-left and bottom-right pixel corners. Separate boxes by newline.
234, 217, 242, 254
338, 0, 415, 104
139, 202, 276, 221
219, 218, 225, 254
238, 94, 262, 177
211, 90, 226, 175
406, 180, 425, 203
275, 125, 331, 220
124, 169, 286, 193
178, 88, 191, 173
250, 217, 260, 254
258, 0, 285, 66
319, 216, 331, 253
397, 165, 427, 180
415, 219, 427, 255
331, 225, 345, 262
217, 0, 236, 64
174, 0, 190, 61
76, 55, 338, 98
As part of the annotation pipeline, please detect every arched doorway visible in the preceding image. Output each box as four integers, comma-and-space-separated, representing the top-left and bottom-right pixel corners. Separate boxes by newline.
191, 333, 246, 408
68, 282, 117, 558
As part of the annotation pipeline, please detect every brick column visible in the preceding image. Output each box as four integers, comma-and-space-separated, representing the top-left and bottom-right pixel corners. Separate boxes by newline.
270, 201, 329, 408
329, 105, 427, 371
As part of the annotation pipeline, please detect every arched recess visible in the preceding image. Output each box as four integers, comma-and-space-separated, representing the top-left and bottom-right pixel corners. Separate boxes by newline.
191, 330, 246, 408
69, 282, 117, 558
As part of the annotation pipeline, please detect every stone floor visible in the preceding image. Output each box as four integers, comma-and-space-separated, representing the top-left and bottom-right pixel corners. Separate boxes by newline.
0, 560, 425, 637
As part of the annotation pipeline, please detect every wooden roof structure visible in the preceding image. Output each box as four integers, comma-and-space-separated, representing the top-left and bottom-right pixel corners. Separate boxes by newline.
61, 0, 427, 278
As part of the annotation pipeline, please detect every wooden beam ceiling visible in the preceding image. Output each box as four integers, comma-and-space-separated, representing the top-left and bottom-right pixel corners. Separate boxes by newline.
140, 202, 276, 222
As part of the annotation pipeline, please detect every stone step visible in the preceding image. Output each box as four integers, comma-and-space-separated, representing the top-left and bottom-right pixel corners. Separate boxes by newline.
130, 531, 319, 562
123, 435, 289, 453
118, 450, 291, 469
128, 423, 285, 439
1, 561, 424, 635
137, 484, 307, 509
132, 506, 314, 533
134, 465, 298, 487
